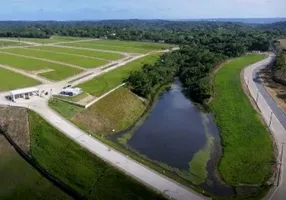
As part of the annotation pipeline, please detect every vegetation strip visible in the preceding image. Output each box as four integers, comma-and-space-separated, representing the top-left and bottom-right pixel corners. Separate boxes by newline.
209, 54, 274, 185
28, 110, 165, 200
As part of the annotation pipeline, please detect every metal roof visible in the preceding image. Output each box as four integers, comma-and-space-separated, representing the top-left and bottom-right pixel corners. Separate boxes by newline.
10, 87, 39, 96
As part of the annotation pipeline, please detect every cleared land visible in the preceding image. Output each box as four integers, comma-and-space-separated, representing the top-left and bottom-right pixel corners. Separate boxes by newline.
279, 39, 286, 49
29, 110, 164, 200
31, 46, 124, 60
3, 48, 108, 69
0, 40, 25, 47
0, 52, 82, 80
72, 87, 146, 135
78, 53, 161, 96
0, 107, 70, 200
62, 40, 173, 54
210, 54, 273, 185
4, 36, 87, 44
0, 136, 71, 200
0, 67, 40, 91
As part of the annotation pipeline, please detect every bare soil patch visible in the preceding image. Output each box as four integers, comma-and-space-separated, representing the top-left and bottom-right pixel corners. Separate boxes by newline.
257, 67, 286, 113
0, 107, 30, 154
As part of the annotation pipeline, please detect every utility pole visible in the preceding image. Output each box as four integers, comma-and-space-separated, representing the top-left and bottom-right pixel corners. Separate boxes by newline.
269, 111, 273, 127
256, 90, 259, 103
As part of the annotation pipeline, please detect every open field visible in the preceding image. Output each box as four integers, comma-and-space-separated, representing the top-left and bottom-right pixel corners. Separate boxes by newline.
0, 67, 40, 91
3, 48, 108, 69
78, 53, 161, 96
0, 52, 82, 80
0, 135, 70, 200
210, 54, 274, 185
29, 110, 164, 200
3, 36, 88, 44
31, 46, 124, 60
279, 39, 286, 49
72, 87, 146, 135
49, 99, 84, 119
62, 40, 173, 53
0, 40, 25, 47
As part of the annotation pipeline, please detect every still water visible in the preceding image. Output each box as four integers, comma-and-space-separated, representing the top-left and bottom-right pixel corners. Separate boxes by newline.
127, 81, 234, 196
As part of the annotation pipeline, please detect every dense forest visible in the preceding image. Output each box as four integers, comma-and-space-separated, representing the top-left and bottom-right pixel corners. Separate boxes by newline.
1, 20, 285, 102
272, 39, 286, 85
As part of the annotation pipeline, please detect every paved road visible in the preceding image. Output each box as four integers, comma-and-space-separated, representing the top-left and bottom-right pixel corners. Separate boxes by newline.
0, 97, 206, 200
243, 53, 286, 200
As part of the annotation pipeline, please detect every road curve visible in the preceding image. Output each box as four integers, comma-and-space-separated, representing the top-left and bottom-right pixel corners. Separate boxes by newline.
243, 53, 286, 200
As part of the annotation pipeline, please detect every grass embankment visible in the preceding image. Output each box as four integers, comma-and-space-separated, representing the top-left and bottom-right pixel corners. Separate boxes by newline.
28, 111, 164, 200
63, 40, 173, 53
3, 48, 108, 68
0, 135, 70, 200
78, 53, 161, 96
54, 92, 89, 103
210, 54, 274, 185
31, 46, 124, 60
0, 68, 40, 91
74, 87, 146, 135
0, 52, 82, 80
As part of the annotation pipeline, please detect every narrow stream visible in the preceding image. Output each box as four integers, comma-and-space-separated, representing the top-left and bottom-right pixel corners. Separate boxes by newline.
114, 80, 234, 197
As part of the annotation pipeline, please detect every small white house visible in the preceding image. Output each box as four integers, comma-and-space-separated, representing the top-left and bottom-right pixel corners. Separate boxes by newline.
9, 87, 39, 101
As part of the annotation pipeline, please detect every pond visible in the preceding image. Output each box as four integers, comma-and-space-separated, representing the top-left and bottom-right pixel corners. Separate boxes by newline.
116, 80, 235, 196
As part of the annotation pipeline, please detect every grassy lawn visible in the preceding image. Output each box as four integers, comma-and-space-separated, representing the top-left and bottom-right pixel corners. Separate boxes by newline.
3, 48, 108, 69
0, 68, 40, 91
0, 52, 82, 81
78, 53, 161, 96
0, 40, 25, 47
63, 40, 173, 54
3, 36, 87, 44
28, 111, 164, 200
0, 135, 70, 200
210, 54, 274, 185
49, 99, 84, 119
72, 87, 146, 135
31, 46, 124, 60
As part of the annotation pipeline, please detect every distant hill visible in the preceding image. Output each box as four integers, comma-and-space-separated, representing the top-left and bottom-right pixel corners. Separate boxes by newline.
175, 18, 286, 24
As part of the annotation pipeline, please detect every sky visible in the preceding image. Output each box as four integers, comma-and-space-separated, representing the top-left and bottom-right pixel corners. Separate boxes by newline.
0, 0, 285, 20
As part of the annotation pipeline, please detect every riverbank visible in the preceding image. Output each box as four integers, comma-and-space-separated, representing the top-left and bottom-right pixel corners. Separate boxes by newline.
209, 54, 274, 197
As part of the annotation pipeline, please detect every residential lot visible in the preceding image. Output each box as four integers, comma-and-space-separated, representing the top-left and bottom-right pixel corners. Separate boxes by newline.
62, 40, 173, 53
3, 48, 109, 69
78, 53, 161, 96
0, 67, 40, 91
0, 52, 82, 81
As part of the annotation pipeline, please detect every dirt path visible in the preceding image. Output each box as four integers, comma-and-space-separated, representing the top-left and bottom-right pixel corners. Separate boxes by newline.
0, 64, 52, 84
0, 51, 85, 70
48, 39, 99, 45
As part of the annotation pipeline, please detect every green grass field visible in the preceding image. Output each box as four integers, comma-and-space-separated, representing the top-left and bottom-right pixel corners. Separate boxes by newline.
29, 111, 164, 200
78, 53, 161, 96
0, 40, 25, 47
72, 87, 146, 135
31, 46, 124, 60
0, 68, 40, 91
0, 52, 82, 80
63, 40, 173, 54
210, 54, 274, 185
0, 135, 71, 200
3, 48, 108, 69
3, 36, 87, 44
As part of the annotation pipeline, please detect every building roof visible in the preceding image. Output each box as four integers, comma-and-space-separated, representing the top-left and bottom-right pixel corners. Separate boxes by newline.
10, 87, 39, 96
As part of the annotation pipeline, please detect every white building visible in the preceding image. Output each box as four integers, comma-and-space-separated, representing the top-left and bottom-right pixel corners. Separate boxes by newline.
9, 87, 39, 101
